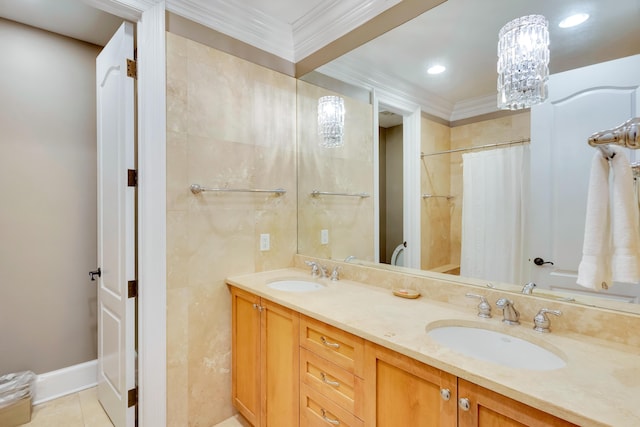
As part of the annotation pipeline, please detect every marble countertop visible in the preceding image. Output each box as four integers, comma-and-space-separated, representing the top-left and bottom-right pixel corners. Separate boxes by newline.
226, 268, 640, 427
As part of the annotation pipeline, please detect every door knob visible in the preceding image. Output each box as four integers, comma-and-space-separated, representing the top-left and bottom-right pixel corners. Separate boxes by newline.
533, 257, 554, 266
89, 268, 101, 281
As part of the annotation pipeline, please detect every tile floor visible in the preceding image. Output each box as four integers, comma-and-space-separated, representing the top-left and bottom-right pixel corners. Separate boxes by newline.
23, 388, 251, 427
21, 387, 113, 427
213, 414, 251, 427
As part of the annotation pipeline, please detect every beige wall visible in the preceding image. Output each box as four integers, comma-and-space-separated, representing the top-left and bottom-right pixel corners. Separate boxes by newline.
378, 128, 387, 261
165, 33, 298, 426
383, 125, 403, 264
297, 80, 374, 262
0, 19, 100, 374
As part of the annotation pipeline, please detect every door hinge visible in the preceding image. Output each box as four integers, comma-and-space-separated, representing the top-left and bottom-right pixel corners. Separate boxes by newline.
127, 58, 137, 79
128, 169, 137, 187
127, 387, 138, 407
128, 280, 138, 298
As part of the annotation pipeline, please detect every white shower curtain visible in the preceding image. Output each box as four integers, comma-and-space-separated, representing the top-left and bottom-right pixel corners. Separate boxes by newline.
460, 145, 529, 285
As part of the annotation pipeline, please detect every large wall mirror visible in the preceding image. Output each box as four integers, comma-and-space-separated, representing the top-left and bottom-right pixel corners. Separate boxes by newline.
296, 0, 640, 314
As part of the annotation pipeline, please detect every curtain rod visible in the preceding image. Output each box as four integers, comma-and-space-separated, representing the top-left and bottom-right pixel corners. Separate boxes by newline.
421, 138, 531, 158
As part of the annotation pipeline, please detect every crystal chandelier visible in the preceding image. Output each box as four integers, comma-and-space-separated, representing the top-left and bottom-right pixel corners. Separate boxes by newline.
317, 96, 345, 148
497, 15, 549, 110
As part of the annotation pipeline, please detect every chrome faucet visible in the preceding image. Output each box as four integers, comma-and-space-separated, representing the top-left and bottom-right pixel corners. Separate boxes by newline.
304, 261, 327, 278
330, 266, 341, 281
521, 282, 536, 295
495, 298, 520, 325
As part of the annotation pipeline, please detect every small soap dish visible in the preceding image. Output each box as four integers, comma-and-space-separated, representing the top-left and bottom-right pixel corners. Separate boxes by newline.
392, 288, 421, 299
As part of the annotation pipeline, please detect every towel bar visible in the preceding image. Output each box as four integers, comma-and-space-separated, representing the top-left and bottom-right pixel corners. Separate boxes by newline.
190, 184, 286, 195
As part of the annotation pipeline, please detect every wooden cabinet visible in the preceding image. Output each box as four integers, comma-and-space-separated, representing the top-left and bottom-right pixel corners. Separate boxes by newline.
364, 341, 457, 426
230, 286, 299, 427
299, 315, 365, 426
363, 342, 576, 427
230, 288, 578, 427
457, 379, 577, 427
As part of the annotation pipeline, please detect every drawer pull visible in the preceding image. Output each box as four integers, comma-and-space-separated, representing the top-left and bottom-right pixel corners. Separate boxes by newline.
320, 336, 340, 349
320, 372, 340, 388
321, 409, 340, 425
440, 388, 451, 401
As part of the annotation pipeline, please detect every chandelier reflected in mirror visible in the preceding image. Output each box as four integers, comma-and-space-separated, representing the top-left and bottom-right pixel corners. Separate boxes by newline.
497, 14, 549, 110
317, 95, 345, 148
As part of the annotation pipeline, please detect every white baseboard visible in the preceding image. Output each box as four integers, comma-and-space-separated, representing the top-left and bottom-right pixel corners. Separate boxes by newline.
33, 359, 97, 405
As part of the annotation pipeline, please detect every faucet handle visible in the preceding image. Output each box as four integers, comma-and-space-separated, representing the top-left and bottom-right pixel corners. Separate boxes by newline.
465, 293, 491, 318
305, 261, 320, 277
533, 308, 562, 333
330, 266, 341, 281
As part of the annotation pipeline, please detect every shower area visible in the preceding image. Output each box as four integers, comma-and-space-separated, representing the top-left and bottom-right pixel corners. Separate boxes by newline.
420, 112, 531, 279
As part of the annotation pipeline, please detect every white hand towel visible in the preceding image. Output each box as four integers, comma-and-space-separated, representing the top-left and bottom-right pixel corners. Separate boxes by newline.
610, 147, 640, 283
577, 151, 612, 290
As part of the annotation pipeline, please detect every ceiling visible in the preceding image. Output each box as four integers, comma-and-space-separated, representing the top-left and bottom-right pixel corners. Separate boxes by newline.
0, 0, 122, 46
319, 0, 640, 121
3, 0, 638, 122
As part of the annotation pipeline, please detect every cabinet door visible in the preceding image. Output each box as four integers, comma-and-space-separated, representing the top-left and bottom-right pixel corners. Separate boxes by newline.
262, 299, 300, 426
364, 342, 457, 427
457, 379, 578, 427
231, 287, 261, 426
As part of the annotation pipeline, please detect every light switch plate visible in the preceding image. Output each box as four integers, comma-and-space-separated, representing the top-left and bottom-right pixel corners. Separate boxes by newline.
321, 229, 329, 245
260, 233, 270, 251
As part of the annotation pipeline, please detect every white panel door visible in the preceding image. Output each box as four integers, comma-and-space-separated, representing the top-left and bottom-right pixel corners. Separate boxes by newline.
530, 54, 640, 303
96, 21, 136, 427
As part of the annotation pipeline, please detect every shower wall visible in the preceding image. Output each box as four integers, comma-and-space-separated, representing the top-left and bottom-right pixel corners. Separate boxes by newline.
165, 32, 297, 426
420, 117, 452, 270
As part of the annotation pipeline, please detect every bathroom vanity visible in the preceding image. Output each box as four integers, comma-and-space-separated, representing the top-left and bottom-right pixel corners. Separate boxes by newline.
227, 257, 640, 426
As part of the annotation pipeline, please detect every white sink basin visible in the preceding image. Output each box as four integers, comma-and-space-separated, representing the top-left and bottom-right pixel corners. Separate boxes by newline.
427, 324, 565, 371
266, 279, 325, 292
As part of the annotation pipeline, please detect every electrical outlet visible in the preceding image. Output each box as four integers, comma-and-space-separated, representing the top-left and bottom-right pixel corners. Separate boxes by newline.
260, 233, 270, 251
321, 229, 329, 245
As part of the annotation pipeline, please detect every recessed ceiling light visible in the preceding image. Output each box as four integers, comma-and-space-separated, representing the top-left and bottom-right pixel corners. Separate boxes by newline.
559, 13, 589, 28
427, 65, 446, 75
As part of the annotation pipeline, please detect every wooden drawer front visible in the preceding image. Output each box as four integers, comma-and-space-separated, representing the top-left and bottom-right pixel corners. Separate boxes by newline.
300, 348, 364, 418
300, 383, 364, 427
300, 316, 364, 377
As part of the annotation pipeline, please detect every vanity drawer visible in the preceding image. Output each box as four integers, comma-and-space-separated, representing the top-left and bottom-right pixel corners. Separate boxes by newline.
300, 347, 364, 418
300, 316, 365, 377
300, 383, 364, 427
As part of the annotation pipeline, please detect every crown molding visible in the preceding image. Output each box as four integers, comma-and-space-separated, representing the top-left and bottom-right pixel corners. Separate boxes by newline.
319, 56, 454, 121
450, 94, 499, 122
166, 0, 295, 61
292, 0, 401, 62
83, 0, 161, 20
164, 0, 399, 64
319, 55, 502, 122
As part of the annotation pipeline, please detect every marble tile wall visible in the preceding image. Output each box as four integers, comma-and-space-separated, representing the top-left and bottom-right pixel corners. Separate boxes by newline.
420, 117, 451, 270
297, 80, 375, 263
166, 32, 297, 426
